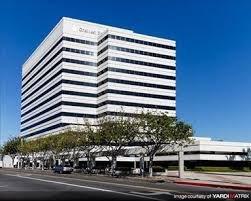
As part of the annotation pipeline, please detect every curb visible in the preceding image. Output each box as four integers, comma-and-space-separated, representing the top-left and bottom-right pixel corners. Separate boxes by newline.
174, 180, 251, 191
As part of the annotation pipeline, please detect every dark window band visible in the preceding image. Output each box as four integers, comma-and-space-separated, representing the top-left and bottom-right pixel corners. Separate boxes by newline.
63, 36, 97, 46
97, 57, 108, 66
98, 35, 108, 45
97, 56, 175, 71
98, 78, 176, 90
108, 56, 175, 70
98, 34, 176, 50
97, 67, 176, 80
98, 45, 176, 60
98, 89, 175, 100
97, 46, 108, 56
63, 58, 96, 67
63, 47, 94, 56
99, 100, 175, 110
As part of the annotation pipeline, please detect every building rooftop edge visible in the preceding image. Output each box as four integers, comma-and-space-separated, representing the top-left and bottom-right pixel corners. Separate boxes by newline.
23, 17, 176, 68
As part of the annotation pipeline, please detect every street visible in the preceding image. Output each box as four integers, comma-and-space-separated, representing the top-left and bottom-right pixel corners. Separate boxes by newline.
0, 169, 245, 201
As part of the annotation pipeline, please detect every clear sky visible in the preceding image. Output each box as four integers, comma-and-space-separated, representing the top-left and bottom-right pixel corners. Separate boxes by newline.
1, 0, 251, 144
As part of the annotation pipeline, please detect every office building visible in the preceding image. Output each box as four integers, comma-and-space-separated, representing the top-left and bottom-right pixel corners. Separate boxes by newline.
20, 17, 176, 138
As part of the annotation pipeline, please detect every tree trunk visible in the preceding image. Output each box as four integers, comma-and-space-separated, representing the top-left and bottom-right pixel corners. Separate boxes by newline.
149, 154, 154, 177
41, 158, 45, 170
111, 155, 117, 176
73, 158, 79, 167
52, 154, 56, 167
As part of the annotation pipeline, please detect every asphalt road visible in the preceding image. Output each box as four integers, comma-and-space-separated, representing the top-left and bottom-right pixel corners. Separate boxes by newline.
0, 168, 247, 201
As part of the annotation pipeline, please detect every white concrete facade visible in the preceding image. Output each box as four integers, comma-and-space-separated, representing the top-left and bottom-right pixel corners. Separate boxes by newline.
20, 17, 176, 138
85, 137, 251, 163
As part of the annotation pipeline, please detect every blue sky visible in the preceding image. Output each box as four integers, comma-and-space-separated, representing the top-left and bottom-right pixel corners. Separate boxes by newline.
1, 0, 251, 144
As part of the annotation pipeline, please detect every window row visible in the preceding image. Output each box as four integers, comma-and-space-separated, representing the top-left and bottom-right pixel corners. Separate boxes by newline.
63, 36, 96, 46
98, 45, 176, 60
63, 47, 94, 56
97, 67, 176, 80
98, 34, 176, 50
108, 56, 175, 70
98, 78, 176, 90
98, 89, 176, 100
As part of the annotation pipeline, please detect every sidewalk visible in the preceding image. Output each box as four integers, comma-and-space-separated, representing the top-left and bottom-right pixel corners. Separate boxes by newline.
167, 171, 251, 191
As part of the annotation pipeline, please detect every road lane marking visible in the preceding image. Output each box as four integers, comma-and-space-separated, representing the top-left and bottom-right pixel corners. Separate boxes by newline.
6, 172, 178, 193
131, 191, 172, 196
5, 174, 165, 201
5, 174, 112, 192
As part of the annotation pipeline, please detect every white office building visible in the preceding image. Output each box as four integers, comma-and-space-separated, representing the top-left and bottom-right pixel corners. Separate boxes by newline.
20, 17, 176, 138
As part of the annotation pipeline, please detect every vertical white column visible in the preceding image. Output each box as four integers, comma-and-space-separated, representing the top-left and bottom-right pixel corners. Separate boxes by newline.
178, 148, 184, 178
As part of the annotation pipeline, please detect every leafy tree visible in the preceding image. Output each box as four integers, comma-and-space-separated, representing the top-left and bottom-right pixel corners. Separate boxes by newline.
36, 137, 51, 170
79, 121, 103, 171
139, 111, 193, 177
0, 145, 3, 155
98, 113, 140, 175
2, 137, 22, 165
45, 134, 63, 167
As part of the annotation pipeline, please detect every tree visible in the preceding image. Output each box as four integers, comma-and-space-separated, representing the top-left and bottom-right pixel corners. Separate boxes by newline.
23, 139, 40, 169
2, 137, 22, 166
0, 145, 3, 155
36, 137, 51, 170
139, 111, 193, 177
2, 137, 21, 155
98, 113, 140, 175
76, 121, 102, 171
45, 134, 64, 167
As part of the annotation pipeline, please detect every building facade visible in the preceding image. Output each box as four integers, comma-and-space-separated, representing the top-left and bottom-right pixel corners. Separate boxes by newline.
84, 137, 251, 169
20, 17, 176, 139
